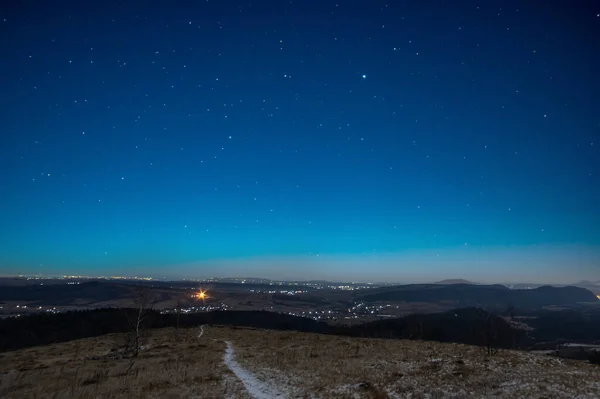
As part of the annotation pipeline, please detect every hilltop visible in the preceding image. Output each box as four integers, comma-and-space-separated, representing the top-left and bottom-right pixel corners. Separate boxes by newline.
434, 279, 477, 285
355, 284, 598, 309
1, 326, 599, 398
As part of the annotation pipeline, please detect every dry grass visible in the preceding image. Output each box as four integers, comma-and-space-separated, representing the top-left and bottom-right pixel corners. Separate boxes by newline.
2, 325, 600, 398
217, 327, 600, 398
0, 327, 250, 399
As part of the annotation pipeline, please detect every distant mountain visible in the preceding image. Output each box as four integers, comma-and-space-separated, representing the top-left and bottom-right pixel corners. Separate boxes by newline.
434, 279, 476, 285
573, 281, 600, 294
355, 284, 598, 308
506, 281, 600, 293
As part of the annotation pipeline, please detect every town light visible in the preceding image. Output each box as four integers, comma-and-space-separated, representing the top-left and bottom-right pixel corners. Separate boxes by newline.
195, 289, 208, 301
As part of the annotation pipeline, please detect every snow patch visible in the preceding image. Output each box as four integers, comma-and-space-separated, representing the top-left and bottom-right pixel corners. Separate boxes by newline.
223, 341, 287, 399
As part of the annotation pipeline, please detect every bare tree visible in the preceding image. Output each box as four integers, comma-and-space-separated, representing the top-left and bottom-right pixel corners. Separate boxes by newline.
125, 286, 156, 358
476, 307, 499, 357
407, 317, 424, 340
115, 286, 157, 375
589, 350, 600, 365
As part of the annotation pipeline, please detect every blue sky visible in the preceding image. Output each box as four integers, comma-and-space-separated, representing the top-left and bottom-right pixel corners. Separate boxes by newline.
1, 1, 599, 282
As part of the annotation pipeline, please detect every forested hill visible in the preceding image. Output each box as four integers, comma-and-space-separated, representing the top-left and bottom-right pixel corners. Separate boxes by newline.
355, 284, 597, 308
3, 306, 600, 353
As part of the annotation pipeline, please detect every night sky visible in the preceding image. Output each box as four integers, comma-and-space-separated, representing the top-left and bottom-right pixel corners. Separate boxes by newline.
1, 1, 599, 283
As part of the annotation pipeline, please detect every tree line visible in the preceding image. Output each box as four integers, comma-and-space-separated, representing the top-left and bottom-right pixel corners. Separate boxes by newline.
0, 305, 530, 353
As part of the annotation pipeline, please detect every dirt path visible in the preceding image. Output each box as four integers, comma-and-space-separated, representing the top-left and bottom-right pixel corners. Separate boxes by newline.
197, 325, 288, 398
223, 340, 288, 399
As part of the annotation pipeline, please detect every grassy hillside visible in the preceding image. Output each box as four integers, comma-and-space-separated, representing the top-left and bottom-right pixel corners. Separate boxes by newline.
1, 326, 599, 398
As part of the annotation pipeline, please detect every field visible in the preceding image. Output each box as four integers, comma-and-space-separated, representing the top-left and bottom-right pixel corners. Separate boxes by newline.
1, 325, 600, 398
0, 327, 250, 398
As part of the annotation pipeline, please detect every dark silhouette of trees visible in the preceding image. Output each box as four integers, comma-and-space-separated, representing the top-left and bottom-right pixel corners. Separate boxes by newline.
506, 303, 515, 319
589, 351, 600, 366
476, 308, 499, 356
3, 306, 599, 354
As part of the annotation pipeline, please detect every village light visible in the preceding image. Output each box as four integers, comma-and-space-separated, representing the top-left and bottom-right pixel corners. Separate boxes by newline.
195, 289, 208, 301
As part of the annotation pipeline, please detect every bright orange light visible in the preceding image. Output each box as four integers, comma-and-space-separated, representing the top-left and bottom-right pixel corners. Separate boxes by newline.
195, 289, 208, 300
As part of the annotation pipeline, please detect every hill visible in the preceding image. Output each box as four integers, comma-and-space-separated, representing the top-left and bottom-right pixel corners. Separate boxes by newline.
573, 281, 600, 296
434, 279, 477, 285
355, 284, 598, 308
345, 308, 528, 348
1, 326, 599, 398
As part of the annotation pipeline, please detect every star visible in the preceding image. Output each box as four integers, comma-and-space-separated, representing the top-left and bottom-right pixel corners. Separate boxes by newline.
3, 1, 599, 286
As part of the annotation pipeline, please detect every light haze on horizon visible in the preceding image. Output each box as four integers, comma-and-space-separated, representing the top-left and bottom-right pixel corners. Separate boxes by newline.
133, 244, 600, 284
5, 244, 598, 285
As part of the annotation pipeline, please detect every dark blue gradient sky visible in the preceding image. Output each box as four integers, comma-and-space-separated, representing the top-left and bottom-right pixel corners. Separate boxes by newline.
1, 1, 599, 282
